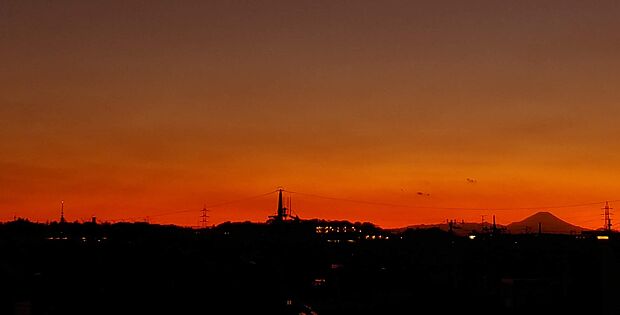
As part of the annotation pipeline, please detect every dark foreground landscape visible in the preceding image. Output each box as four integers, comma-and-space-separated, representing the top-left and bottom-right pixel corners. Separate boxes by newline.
1, 219, 619, 315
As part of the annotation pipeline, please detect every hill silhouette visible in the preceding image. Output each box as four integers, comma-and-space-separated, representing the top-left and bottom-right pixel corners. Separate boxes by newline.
507, 211, 586, 234
1, 217, 619, 314
397, 222, 499, 236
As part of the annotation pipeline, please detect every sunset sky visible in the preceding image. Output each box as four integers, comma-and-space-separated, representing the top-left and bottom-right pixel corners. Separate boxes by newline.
2, 0, 620, 228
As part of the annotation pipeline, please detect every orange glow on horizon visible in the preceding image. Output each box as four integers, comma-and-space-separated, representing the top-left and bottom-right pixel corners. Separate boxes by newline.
2, 1, 620, 231
1, 183, 616, 230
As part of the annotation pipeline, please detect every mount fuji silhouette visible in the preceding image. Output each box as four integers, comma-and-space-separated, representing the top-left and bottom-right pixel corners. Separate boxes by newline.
507, 211, 586, 234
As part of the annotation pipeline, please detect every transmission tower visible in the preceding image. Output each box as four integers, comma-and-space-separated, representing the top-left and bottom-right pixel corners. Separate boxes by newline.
200, 205, 209, 228
603, 201, 613, 232
60, 200, 66, 223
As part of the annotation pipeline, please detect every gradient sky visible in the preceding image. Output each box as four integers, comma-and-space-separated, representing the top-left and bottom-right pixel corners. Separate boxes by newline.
2, 0, 620, 228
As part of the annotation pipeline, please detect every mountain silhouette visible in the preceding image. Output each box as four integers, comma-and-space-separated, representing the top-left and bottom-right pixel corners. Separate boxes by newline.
507, 211, 586, 234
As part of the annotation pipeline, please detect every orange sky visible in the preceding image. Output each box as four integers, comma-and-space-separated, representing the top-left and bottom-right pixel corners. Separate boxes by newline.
1, 0, 620, 229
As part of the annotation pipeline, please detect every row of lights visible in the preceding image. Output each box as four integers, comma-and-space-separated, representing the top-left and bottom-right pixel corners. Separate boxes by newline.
364, 234, 389, 240
315, 225, 361, 234
469, 234, 612, 241
326, 239, 356, 243
46, 236, 108, 242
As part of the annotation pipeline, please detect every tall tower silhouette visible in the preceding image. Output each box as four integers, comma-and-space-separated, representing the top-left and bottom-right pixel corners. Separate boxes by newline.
200, 205, 209, 228
603, 201, 613, 231
60, 200, 66, 223
276, 188, 286, 221
268, 188, 299, 222
268, 188, 289, 222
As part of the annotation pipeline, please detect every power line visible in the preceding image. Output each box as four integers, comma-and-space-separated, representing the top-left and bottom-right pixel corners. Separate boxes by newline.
284, 190, 620, 212
40, 188, 620, 227
146, 190, 279, 218
105, 190, 278, 222
203, 190, 279, 209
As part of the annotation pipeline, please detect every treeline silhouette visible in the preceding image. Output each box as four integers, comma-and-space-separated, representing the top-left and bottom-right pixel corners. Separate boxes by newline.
1, 219, 619, 314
